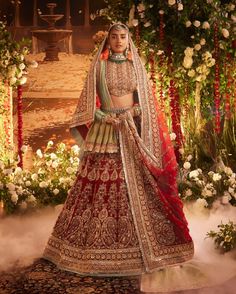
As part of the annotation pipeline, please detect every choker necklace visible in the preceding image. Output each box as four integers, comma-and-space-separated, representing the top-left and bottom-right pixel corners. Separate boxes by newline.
109, 52, 127, 63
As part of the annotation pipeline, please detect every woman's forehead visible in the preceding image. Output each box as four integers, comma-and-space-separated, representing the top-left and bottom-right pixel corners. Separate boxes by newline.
109, 29, 128, 36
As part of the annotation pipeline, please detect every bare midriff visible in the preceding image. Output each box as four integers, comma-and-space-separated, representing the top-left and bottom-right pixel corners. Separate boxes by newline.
110, 93, 134, 109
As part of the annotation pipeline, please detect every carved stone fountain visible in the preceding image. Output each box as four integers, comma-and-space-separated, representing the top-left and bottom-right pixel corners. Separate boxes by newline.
32, 3, 72, 61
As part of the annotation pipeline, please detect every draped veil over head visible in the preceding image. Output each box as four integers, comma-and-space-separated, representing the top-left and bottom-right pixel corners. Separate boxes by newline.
70, 22, 194, 272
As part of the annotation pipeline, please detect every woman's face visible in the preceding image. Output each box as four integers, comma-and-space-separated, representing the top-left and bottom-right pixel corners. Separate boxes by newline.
108, 28, 128, 53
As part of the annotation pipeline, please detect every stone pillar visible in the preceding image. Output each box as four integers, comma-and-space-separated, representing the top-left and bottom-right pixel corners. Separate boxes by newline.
84, 0, 90, 27
33, 0, 38, 27
14, 0, 20, 27
65, 0, 72, 28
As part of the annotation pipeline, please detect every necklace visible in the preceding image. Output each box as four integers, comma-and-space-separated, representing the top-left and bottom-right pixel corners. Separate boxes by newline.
109, 52, 127, 63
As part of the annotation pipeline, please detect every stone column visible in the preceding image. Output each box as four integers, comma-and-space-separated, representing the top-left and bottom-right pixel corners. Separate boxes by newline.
33, 0, 38, 27
84, 0, 90, 27
14, 0, 20, 27
65, 0, 72, 28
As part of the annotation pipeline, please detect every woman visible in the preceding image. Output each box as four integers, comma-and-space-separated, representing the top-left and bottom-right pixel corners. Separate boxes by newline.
43, 23, 194, 284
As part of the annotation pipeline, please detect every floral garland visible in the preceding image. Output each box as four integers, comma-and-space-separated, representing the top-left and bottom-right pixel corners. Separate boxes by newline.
17, 85, 23, 168
213, 23, 221, 134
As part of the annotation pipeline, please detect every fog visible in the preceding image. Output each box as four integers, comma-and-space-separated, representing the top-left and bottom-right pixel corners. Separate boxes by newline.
0, 203, 236, 293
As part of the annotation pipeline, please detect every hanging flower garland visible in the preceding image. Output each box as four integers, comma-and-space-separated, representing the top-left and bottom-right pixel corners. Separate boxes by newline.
158, 10, 165, 111
17, 85, 23, 168
224, 53, 232, 120
213, 23, 221, 134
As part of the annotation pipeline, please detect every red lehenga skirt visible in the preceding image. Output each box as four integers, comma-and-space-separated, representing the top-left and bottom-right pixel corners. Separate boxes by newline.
43, 117, 194, 276
43, 152, 144, 275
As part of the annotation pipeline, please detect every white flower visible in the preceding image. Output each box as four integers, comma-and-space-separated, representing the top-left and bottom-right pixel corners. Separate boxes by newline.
11, 192, 18, 204
200, 38, 206, 45
19, 76, 27, 85
188, 69, 195, 77
132, 19, 139, 27
6, 183, 16, 191
222, 28, 229, 38
159, 10, 164, 15
52, 161, 59, 169
178, 3, 183, 10
53, 188, 59, 195
66, 167, 74, 175
202, 21, 210, 29
31, 173, 38, 181
224, 167, 233, 176
212, 173, 222, 182
47, 140, 54, 147
168, 0, 176, 5
10, 77, 17, 85
15, 167, 23, 175
39, 181, 48, 188
189, 170, 199, 178
19, 63, 26, 70
185, 20, 192, 27
206, 58, 215, 67
71, 145, 80, 154
36, 149, 43, 158
17, 186, 23, 195
59, 177, 66, 184
28, 195, 36, 203
170, 132, 176, 141
185, 189, 192, 197
46, 160, 52, 167
193, 20, 201, 27
156, 50, 163, 55
183, 56, 193, 69
194, 44, 201, 51
183, 162, 191, 170
25, 181, 31, 187
184, 47, 194, 56
201, 188, 213, 198
50, 153, 57, 160
144, 21, 151, 27
21, 145, 28, 153
231, 14, 236, 23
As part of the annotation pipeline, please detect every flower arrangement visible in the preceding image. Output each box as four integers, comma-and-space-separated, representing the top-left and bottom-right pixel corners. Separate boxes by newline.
207, 221, 236, 253
0, 21, 31, 87
178, 152, 236, 208
0, 142, 80, 215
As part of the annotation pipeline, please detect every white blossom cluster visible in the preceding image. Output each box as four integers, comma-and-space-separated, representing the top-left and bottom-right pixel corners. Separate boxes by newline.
0, 141, 80, 214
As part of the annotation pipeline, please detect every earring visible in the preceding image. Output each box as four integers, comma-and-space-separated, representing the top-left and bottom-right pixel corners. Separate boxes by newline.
124, 47, 129, 57
108, 45, 113, 57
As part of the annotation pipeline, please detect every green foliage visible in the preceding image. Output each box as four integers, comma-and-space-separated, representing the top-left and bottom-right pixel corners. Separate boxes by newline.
207, 221, 236, 253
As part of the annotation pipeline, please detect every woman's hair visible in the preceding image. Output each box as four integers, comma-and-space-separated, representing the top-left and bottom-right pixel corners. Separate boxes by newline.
108, 23, 129, 36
